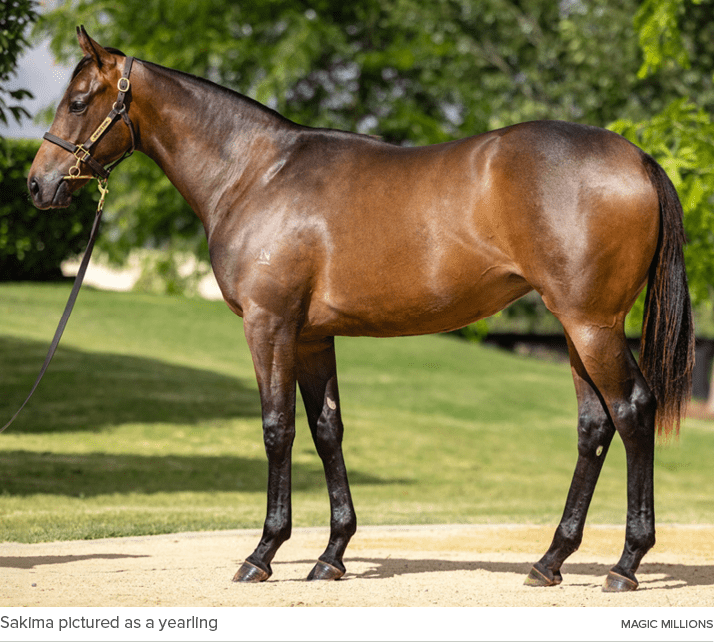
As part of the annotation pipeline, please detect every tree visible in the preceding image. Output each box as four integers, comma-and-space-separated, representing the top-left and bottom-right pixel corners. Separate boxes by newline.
0, 0, 38, 128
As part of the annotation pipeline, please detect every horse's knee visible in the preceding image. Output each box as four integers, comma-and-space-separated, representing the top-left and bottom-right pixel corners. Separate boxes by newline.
262, 410, 295, 459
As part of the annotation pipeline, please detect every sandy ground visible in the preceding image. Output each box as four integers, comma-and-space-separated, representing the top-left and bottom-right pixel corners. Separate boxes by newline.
2, 524, 713, 607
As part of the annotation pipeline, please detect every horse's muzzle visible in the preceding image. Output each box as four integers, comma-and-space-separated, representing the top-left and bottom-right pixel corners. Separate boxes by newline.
28, 173, 74, 210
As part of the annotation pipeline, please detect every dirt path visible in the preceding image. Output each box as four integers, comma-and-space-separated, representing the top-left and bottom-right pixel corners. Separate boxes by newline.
2, 524, 713, 607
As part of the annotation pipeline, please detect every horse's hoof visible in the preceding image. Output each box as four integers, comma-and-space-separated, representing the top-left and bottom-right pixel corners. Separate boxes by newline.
524, 562, 562, 587
307, 559, 345, 581
232, 560, 271, 583
602, 570, 638, 592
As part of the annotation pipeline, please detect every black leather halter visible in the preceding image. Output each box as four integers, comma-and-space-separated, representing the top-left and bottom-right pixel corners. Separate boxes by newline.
43, 55, 136, 180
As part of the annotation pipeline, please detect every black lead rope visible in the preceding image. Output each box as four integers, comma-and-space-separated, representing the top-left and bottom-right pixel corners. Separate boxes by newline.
0, 182, 106, 434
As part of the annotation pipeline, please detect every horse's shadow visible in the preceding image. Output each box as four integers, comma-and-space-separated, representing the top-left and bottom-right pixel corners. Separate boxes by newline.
0, 553, 149, 569
289, 557, 714, 591
3, 552, 711, 593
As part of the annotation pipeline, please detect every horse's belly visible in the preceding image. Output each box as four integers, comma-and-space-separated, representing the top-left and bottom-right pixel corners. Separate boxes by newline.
303, 262, 531, 338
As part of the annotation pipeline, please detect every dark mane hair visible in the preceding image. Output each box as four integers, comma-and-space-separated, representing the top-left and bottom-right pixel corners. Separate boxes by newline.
71, 47, 127, 79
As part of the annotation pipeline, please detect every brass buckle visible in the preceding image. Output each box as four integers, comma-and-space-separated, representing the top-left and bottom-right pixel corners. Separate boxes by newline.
117, 77, 130, 92
73, 145, 91, 162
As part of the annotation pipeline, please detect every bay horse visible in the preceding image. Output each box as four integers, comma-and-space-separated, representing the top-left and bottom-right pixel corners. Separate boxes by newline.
28, 28, 694, 592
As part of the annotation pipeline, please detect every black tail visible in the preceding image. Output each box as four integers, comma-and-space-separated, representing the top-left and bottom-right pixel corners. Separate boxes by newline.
639, 154, 695, 438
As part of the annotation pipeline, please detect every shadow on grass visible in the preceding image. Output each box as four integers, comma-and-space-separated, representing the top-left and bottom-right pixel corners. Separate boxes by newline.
0, 335, 261, 433
0, 450, 407, 496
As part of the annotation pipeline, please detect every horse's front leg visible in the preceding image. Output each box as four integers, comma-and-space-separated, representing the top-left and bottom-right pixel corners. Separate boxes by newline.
297, 337, 356, 580
233, 313, 298, 583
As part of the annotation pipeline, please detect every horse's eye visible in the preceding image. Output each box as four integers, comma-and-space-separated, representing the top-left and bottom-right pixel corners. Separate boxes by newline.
69, 101, 87, 114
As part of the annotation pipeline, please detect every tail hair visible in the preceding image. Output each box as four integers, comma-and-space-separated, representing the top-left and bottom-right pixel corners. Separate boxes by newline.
639, 154, 695, 439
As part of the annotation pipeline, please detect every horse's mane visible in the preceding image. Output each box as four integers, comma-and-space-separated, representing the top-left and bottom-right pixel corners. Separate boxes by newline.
139, 58, 294, 126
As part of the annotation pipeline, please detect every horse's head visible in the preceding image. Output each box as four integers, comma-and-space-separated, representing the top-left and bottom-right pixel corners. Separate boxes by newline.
28, 27, 135, 209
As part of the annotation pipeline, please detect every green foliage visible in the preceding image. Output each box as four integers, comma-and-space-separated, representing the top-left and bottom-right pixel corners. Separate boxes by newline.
40, 0, 668, 139
634, 0, 702, 77
0, 138, 100, 280
97, 155, 209, 267
459, 293, 564, 341
132, 248, 209, 296
0, 0, 38, 127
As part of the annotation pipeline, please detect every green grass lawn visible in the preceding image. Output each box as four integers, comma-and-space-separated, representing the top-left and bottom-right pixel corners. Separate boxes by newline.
1, 283, 712, 543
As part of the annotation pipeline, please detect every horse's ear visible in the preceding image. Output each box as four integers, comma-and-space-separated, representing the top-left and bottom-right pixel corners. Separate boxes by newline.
76, 25, 115, 69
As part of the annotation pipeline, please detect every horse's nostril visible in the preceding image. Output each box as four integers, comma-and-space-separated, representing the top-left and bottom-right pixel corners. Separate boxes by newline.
29, 177, 40, 198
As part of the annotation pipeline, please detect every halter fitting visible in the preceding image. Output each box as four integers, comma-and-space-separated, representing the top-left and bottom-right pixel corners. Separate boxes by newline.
43, 56, 136, 181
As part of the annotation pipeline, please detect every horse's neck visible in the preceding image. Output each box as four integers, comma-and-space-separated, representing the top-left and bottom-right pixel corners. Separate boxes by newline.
133, 60, 296, 231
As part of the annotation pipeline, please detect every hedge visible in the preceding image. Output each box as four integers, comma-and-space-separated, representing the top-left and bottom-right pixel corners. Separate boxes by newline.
0, 138, 99, 281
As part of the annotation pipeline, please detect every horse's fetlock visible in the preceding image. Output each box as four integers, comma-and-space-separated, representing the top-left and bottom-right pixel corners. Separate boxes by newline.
555, 524, 583, 555
562, 535, 582, 555
264, 519, 292, 545
332, 508, 357, 538
631, 528, 655, 553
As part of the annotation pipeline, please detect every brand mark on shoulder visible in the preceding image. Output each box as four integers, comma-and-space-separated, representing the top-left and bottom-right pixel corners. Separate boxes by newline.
257, 248, 271, 265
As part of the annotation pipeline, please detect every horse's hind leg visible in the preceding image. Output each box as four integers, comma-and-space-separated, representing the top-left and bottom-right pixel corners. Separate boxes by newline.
297, 337, 357, 580
526, 332, 618, 587
528, 322, 656, 591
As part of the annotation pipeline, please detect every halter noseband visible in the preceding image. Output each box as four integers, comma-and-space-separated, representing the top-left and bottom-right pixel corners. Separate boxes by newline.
43, 56, 136, 181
